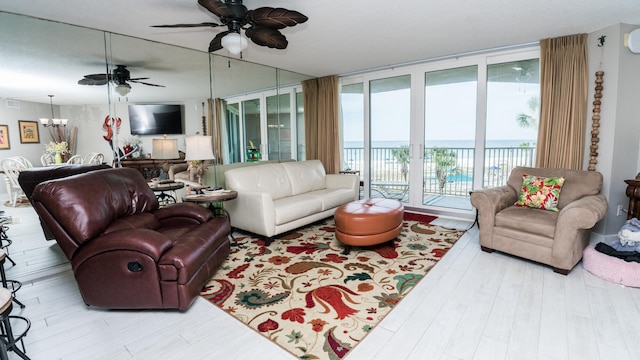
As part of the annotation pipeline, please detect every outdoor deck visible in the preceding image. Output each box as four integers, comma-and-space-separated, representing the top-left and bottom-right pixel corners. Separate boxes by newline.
345, 145, 536, 210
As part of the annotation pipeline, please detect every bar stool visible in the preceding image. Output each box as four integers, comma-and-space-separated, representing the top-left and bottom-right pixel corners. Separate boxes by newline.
0, 250, 23, 308
0, 221, 15, 267
0, 288, 30, 359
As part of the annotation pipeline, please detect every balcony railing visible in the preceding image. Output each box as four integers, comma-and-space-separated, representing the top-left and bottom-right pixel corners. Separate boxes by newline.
344, 146, 536, 201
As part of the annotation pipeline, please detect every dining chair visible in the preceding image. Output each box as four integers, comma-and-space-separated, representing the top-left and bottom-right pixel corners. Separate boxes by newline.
0, 158, 27, 207
40, 154, 55, 166
65, 155, 83, 165
82, 153, 104, 165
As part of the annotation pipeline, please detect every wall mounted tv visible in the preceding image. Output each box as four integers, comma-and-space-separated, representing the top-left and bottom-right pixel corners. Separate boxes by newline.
128, 104, 184, 135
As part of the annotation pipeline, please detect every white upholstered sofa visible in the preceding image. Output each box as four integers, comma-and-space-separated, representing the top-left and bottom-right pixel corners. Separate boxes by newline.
224, 160, 359, 240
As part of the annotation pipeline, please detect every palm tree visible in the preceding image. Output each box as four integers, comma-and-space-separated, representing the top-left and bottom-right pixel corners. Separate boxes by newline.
391, 145, 409, 182
515, 96, 539, 129
430, 147, 458, 194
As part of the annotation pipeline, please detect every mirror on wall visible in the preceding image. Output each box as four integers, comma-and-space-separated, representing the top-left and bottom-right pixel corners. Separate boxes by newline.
0, 11, 312, 166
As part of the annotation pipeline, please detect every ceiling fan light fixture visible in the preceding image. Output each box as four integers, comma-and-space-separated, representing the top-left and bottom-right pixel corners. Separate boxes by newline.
221, 32, 248, 55
115, 83, 131, 97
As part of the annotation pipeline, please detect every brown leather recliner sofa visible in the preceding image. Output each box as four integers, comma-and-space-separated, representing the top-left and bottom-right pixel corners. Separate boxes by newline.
30, 167, 231, 310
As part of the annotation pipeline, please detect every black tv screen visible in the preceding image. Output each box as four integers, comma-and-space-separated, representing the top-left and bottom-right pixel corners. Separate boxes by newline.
128, 104, 183, 135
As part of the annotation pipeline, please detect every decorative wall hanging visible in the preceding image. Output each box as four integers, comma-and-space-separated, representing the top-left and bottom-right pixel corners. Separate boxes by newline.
0, 125, 10, 149
18, 120, 40, 144
588, 71, 604, 171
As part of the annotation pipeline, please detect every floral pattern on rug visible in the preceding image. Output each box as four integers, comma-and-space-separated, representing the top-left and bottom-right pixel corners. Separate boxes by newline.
201, 217, 464, 360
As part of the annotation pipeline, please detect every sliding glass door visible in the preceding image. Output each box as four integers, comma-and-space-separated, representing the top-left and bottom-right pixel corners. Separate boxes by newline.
423, 66, 477, 210
369, 75, 411, 203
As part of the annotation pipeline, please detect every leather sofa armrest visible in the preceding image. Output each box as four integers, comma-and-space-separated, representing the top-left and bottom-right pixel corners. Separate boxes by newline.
71, 229, 174, 271
225, 190, 276, 237
326, 174, 359, 200
168, 163, 188, 180
153, 202, 212, 224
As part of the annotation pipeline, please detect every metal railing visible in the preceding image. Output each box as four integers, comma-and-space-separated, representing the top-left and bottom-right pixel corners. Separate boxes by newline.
344, 146, 536, 200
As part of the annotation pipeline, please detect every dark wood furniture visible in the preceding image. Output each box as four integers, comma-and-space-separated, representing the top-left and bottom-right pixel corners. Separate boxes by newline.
120, 158, 186, 180
624, 178, 640, 220
149, 181, 184, 206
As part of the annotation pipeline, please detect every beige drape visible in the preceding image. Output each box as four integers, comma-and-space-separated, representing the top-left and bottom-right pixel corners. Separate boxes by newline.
536, 34, 588, 169
302, 75, 340, 173
208, 98, 223, 165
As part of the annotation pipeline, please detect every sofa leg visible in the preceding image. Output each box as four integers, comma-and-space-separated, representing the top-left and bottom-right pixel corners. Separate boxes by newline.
553, 267, 570, 275
263, 237, 274, 246
480, 246, 495, 253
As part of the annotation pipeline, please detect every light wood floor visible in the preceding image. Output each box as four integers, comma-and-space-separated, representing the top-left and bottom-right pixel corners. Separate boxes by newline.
2, 204, 640, 359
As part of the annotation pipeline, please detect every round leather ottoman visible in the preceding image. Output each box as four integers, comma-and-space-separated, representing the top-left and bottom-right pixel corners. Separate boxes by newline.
334, 198, 404, 254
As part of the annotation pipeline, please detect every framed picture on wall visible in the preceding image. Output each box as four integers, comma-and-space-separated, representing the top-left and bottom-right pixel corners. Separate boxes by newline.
0, 125, 10, 149
18, 120, 40, 143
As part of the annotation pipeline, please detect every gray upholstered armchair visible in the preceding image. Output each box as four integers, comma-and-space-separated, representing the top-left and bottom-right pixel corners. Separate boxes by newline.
470, 166, 608, 274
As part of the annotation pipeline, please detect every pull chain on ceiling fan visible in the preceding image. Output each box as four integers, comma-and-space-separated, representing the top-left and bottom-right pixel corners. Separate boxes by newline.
152, 0, 308, 55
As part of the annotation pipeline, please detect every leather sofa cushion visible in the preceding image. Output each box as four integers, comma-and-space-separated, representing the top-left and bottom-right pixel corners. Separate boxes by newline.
282, 160, 326, 195
306, 188, 357, 211
225, 163, 293, 200
274, 195, 323, 225
495, 206, 558, 238
32, 168, 158, 244
103, 213, 160, 234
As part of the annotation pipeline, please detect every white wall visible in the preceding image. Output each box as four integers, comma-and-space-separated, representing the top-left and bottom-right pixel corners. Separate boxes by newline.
586, 23, 640, 237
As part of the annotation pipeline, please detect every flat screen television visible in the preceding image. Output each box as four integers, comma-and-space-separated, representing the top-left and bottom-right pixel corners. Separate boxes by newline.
128, 104, 184, 135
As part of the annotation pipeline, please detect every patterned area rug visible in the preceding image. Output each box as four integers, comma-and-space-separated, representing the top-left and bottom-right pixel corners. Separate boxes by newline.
201, 213, 464, 359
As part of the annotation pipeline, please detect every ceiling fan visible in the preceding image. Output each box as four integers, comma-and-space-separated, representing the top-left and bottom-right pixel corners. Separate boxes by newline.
152, 0, 308, 54
77, 65, 165, 96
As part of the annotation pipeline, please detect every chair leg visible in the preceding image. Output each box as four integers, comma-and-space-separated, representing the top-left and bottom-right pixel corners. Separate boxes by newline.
480, 246, 495, 253
552, 267, 570, 275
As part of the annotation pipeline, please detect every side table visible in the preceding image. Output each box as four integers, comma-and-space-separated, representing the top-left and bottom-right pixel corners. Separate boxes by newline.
182, 190, 238, 219
149, 181, 184, 207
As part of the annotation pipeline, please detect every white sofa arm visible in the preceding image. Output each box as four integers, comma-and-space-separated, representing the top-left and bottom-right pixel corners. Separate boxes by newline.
225, 190, 277, 237
326, 174, 359, 200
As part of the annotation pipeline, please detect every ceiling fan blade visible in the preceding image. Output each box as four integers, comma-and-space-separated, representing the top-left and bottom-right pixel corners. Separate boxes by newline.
245, 27, 288, 49
197, 0, 234, 18
128, 77, 151, 81
208, 30, 231, 52
78, 74, 109, 85
129, 80, 165, 87
151, 22, 221, 28
247, 7, 308, 29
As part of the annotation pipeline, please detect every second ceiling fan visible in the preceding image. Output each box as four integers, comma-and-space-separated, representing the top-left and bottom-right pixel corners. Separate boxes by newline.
152, 0, 308, 54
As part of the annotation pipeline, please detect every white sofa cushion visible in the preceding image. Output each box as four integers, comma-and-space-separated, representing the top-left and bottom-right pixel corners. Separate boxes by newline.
305, 188, 356, 211
274, 195, 323, 225
282, 160, 326, 195
225, 163, 293, 200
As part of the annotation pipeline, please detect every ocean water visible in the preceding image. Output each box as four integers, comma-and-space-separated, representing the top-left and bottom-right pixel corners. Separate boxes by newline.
344, 139, 535, 148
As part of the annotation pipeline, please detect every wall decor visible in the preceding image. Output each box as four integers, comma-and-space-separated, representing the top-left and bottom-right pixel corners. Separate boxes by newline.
0, 125, 10, 149
18, 120, 40, 144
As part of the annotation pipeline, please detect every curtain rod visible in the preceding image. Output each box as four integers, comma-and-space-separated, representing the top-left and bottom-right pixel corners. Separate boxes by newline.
339, 42, 539, 77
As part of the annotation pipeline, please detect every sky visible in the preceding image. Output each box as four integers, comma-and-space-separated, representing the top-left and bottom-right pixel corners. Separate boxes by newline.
341, 80, 539, 144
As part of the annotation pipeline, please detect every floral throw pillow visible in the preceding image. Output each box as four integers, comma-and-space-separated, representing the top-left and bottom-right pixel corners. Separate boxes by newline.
514, 174, 566, 212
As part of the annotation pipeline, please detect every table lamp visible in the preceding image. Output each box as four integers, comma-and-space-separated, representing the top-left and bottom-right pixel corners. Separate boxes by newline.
152, 134, 179, 176
184, 133, 215, 185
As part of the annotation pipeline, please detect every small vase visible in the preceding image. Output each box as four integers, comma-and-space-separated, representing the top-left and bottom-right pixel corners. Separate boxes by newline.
54, 152, 63, 164
123, 145, 133, 159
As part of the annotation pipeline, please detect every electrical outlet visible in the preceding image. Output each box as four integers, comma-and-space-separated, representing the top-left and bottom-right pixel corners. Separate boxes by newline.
617, 205, 624, 217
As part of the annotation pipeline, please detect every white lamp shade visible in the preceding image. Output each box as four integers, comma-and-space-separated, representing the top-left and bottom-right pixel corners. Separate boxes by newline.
221, 32, 248, 55
184, 135, 215, 161
152, 138, 179, 159
115, 83, 131, 96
